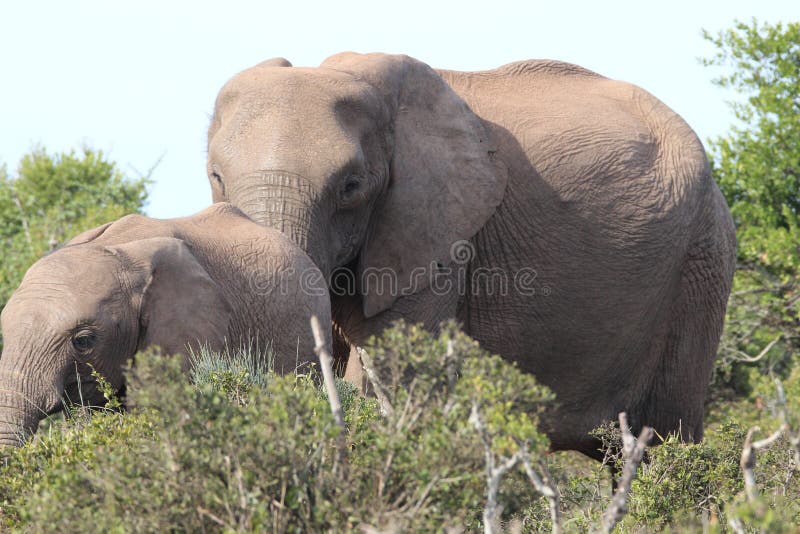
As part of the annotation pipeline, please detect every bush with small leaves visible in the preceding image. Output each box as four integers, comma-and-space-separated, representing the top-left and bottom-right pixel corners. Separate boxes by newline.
0, 323, 556, 532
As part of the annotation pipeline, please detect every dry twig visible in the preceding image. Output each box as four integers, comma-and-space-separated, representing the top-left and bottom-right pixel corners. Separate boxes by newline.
599, 412, 653, 534
740, 425, 787, 503
772, 378, 800, 465
728, 335, 783, 363
357, 346, 395, 418
310, 315, 347, 466
519, 447, 561, 534
470, 401, 562, 534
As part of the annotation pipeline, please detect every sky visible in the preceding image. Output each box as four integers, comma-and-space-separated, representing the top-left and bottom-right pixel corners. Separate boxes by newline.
1, 0, 797, 219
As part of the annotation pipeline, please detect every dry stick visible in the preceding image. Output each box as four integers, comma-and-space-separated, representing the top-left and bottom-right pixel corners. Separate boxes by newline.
310, 316, 347, 464
469, 402, 516, 534
730, 377, 795, 530
357, 347, 395, 418
727, 516, 747, 534
740, 425, 787, 503
730, 335, 782, 363
519, 451, 562, 534
773, 378, 800, 465
470, 402, 562, 534
599, 412, 654, 534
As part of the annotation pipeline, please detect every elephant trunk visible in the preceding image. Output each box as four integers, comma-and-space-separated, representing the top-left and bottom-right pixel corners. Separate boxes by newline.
0, 405, 37, 447
0, 353, 55, 447
228, 171, 329, 275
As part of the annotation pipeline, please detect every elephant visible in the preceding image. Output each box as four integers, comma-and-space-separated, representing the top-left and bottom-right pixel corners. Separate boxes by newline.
206, 53, 737, 458
0, 203, 331, 446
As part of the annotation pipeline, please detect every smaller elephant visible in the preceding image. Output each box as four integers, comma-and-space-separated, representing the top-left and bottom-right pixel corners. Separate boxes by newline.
0, 203, 331, 446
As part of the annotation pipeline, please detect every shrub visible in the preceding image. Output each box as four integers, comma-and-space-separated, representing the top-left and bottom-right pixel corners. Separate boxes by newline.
0, 322, 555, 532
1, 322, 796, 532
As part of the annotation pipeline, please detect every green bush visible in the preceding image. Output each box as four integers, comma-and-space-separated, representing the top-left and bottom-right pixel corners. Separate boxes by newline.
0, 376, 157, 529
0, 322, 556, 532
621, 370, 800, 532
0, 324, 797, 532
703, 19, 800, 405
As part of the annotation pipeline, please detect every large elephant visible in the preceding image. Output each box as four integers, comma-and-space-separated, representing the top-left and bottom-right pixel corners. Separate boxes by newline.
206, 53, 736, 457
0, 203, 330, 446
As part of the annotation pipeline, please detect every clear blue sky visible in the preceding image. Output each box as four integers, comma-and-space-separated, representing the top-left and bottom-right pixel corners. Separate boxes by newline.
1, 1, 796, 218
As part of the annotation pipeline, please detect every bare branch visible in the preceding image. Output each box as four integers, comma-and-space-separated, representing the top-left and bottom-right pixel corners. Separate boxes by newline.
311, 315, 345, 431
773, 378, 800, 464
599, 412, 654, 534
740, 424, 787, 503
442, 339, 459, 417
519, 448, 562, 534
357, 347, 395, 418
310, 315, 348, 468
729, 335, 783, 363
196, 506, 227, 527
728, 517, 747, 534
470, 401, 515, 534
751, 427, 786, 450
359, 523, 401, 534
445, 339, 457, 391
470, 401, 562, 534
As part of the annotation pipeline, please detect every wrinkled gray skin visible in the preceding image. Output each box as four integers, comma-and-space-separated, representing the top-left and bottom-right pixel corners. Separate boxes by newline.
0, 203, 330, 446
207, 53, 736, 458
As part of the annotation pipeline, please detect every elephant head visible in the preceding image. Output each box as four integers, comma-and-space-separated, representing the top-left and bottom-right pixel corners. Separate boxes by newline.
207, 53, 507, 318
0, 205, 331, 446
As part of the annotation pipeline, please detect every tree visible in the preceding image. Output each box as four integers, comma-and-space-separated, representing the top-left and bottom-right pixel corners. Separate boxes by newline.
0, 147, 149, 345
702, 20, 799, 399
703, 19, 800, 274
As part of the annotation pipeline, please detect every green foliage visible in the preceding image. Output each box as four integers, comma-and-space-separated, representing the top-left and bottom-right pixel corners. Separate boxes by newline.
711, 268, 798, 404
702, 19, 800, 404
703, 19, 800, 274
621, 366, 800, 532
0, 381, 157, 529
0, 147, 149, 344
627, 423, 745, 528
355, 322, 554, 530
0, 323, 555, 532
89, 364, 123, 411
0, 324, 795, 532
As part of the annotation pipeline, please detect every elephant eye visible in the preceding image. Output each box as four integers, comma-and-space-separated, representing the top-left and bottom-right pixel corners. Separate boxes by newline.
339, 175, 365, 207
343, 178, 360, 194
71, 330, 97, 353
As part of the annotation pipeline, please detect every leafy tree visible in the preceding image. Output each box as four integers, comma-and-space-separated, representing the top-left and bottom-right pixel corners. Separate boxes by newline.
703, 19, 800, 274
0, 147, 148, 345
702, 20, 800, 398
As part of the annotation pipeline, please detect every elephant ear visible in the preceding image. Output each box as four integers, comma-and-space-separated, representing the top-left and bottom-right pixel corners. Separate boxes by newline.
106, 237, 232, 359
255, 57, 292, 68
65, 221, 114, 246
322, 53, 507, 317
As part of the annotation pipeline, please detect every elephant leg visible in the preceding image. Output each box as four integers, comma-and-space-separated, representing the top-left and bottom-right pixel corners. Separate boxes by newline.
636, 226, 734, 442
